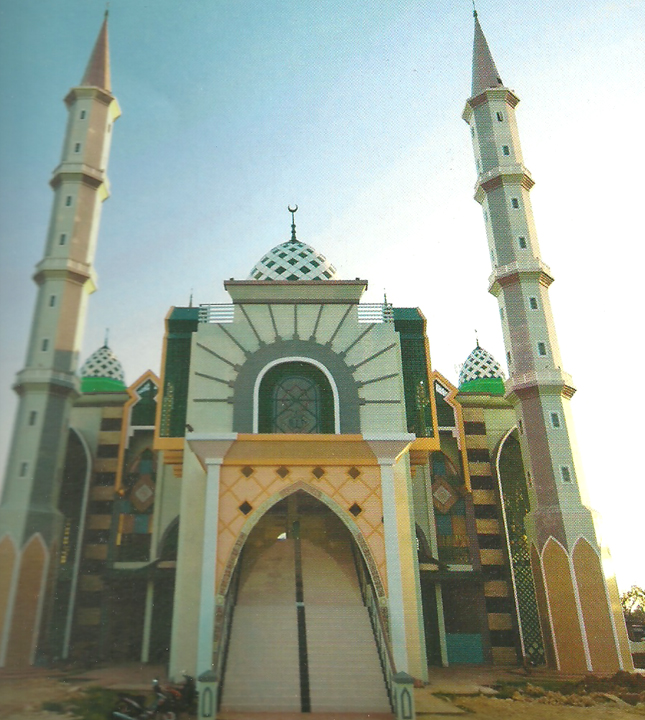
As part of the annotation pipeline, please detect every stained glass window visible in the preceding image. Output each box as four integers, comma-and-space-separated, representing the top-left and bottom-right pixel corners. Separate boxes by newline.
273, 375, 320, 433
258, 361, 334, 434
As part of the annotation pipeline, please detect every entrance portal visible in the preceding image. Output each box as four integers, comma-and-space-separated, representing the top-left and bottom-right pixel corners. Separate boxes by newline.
220, 491, 390, 713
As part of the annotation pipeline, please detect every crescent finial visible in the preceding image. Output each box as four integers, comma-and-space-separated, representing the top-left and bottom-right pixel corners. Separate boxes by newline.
288, 205, 299, 242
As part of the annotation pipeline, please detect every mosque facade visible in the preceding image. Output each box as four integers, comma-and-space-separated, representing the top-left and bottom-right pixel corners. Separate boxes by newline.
0, 10, 633, 713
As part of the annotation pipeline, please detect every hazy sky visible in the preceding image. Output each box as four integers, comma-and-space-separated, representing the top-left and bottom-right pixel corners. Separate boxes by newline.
0, 1, 643, 591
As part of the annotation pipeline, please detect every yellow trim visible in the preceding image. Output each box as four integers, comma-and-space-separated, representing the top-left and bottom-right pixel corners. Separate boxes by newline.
235, 433, 364, 443
410, 437, 440, 451
109, 98, 122, 122
155, 436, 184, 451
430, 370, 472, 492
115, 369, 161, 492
220, 435, 379, 466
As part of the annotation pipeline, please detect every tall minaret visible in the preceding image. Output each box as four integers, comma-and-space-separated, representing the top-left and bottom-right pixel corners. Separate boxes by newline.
0, 14, 119, 667
462, 12, 632, 674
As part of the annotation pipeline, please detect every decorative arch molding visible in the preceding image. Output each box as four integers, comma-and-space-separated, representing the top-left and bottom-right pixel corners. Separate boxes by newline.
0, 534, 19, 666
540, 534, 568, 562
0, 533, 19, 553
232, 339, 361, 434
571, 536, 622, 672
570, 535, 600, 558
541, 535, 591, 673
2, 532, 49, 667
217, 479, 385, 603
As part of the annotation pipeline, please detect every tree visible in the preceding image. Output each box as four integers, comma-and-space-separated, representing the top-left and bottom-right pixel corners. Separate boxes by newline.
621, 586, 645, 622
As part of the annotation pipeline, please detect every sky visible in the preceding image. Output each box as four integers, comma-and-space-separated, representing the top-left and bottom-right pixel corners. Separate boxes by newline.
0, 1, 643, 591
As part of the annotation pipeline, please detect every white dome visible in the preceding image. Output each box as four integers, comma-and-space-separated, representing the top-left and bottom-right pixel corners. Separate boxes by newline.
459, 344, 504, 385
249, 239, 338, 281
80, 344, 125, 383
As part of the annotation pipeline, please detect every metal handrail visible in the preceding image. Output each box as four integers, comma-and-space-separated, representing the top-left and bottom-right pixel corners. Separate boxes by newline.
213, 557, 242, 706
352, 545, 396, 709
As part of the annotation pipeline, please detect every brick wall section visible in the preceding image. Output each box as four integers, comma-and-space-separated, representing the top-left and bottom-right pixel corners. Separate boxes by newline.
72, 405, 123, 659
462, 406, 518, 665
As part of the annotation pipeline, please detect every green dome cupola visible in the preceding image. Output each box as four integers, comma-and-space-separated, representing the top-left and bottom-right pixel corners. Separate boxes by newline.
458, 343, 505, 395
80, 342, 126, 393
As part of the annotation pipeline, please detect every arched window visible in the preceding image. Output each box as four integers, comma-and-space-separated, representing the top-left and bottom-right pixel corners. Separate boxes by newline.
258, 361, 334, 434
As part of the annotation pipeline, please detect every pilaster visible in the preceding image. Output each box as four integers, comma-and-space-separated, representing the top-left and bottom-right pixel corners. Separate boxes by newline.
365, 435, 428, 681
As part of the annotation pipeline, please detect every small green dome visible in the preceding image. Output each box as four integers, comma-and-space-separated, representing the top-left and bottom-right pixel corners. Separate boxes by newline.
80, 376, 127, 393
80, 343, 126, 393
458, 376, 505, 396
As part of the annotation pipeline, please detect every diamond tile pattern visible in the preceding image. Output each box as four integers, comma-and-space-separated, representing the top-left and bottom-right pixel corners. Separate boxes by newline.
459, 344, 504, 385
130, 475, 154, 512
432, 477, 458, 514
238, 501, 253, 515
80, 344, 125, 381
216, 465, 387, 595
248, 239, 337, 282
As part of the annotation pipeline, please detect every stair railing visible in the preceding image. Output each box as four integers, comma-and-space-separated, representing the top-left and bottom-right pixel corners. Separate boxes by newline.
213, 552, 242, 708
352, 545, 397, 709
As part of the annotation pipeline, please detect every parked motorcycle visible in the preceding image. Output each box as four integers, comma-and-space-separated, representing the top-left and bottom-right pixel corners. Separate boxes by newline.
111, 675, 196, 719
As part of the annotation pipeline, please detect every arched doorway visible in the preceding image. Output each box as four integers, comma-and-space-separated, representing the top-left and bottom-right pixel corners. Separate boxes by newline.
220, 491, 389, 714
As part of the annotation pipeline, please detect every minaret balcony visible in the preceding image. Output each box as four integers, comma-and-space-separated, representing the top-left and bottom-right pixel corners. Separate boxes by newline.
474, 165, 534, 202
33, 258, 97, 290
64, 85, 114, 108
50, 163, 105, 189
13, 367, 80, 396
462, 87, 520, 122
505, 368, 575, 400
488, 259, 553, 295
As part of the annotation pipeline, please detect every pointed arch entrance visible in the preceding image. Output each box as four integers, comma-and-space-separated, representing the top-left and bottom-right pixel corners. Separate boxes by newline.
217, 480, 385, 602
218, 488, 390, 714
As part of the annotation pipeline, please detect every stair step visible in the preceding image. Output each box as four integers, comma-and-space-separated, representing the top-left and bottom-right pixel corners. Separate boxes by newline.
222, 533, 389, 713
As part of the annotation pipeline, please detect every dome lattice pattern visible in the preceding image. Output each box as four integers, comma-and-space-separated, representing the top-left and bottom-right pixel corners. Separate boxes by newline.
249, 239, 337, 281
459, 344, 504, 386
80, 344, 125, 382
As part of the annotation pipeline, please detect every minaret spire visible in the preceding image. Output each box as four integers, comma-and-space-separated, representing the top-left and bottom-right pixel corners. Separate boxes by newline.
81, 10, 111, 91
471, 11, 503, 96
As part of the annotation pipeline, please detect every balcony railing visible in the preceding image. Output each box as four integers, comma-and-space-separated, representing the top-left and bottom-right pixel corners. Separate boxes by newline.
198, 302, 393, 324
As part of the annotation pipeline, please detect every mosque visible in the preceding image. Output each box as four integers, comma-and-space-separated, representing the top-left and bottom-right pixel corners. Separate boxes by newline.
0, 10, 634, 714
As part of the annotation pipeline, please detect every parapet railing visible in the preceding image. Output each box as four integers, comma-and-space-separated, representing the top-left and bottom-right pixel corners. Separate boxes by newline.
198, 302, 394, 324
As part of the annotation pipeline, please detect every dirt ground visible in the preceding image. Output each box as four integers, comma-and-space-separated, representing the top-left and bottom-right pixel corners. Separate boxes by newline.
0, 664, 643, 719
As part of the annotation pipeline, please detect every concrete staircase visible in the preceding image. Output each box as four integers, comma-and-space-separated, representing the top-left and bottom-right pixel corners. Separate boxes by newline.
220, 540, 300, 712
220, 535, 390, 714
301, 539, 390, 713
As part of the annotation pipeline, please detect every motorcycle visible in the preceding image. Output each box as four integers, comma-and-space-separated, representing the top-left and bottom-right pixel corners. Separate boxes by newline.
111, 675, 196, 719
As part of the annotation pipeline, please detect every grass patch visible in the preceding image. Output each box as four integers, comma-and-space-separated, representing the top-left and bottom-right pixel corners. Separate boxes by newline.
66, 687, 120, 720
